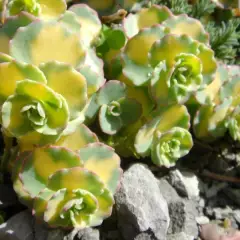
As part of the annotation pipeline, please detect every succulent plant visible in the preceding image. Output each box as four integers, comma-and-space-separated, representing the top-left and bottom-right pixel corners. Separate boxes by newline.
12, 123, 122, 228
134, 104, 192, 167
118, 5, 217, 108
0, 56, 87, 139
90, 80, 142, 135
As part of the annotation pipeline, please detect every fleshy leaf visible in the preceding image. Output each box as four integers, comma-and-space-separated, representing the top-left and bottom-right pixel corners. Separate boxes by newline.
40, 61, 87, 119
162, 14, 209, 44
10, 20, 85, 67
84, 93, 100, 125
193, 98, 232, 141
55, 123, 98, 150
76, 0, 116, 15
227, 106, 240, 142
123, 5, 172, 38
18, 131, 61, 152
78, 143, 121, 194
8, 0, 66, 19
118, 97, 142, 125
78, 65, 105, 97
122, 25, 167, 86
37, 0, 66, 19
99, 104, 123, 135
126, 85, 154, 117
150, 54, 203, 105
220, 75, 240, 107
58, 10, 82, 34
135, 104, 190, 156
19, 146, 83, 198
0, 12, 35, 54
69, 4, 102, 48
0, 60, 47, 105
195, 64, 228, 105
151, 127, 193, 167
97, 80, 126, 105
134, 117, 161, 157
196, 43, 217, 85
41, 167, 114, 228
149, 34, 198, 68
2, 80, 69, 137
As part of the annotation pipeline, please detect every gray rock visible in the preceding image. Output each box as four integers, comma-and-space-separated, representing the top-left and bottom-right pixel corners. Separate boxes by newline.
0, 185, 17, 209
0, 210, 34, 240
134, 232, 157, 240
158, 179, 180, 203
158, 178, 199, 238
0, 210, 68, 240
196, 216, 210, 225
167, 232, 194, 240
167, 200, 199, 238
233, 210, 240, 225
76, 228, 100, 240
169, 170, 200, 199
223, 188, 240, 206
115, 164, 170, 240
205, 183, 228, 199
212, 206, 233, 220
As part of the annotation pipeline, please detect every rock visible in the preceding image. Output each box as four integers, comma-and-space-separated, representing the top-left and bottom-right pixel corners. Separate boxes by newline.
47, 229, 65, 240
115, 164, 170, 240
0, 210, 33, 240
76, 228, 100, 240
158, 179, 180, 203
169, 170, 200, 199
134, 232, 157, 240
0, 210, 68, 240
213, 207, 233, 220
158, 178, 199, 238
205, 183, 228, 199
196, 216, 210, 225
0, 185, 18, 209
223, 188, 240, 207
167, 232, 194, 240
233, 210, 240, 225
167, 199, 199, 238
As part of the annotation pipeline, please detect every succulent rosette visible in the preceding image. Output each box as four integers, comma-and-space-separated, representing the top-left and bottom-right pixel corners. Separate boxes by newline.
12, 123, 122, 228
151, 127, 193, 167
134, 104, 192, 167
193, 68, 240, 142
0, 56, 87, 139
120, 6, 217, 107
95, 80, 142, 135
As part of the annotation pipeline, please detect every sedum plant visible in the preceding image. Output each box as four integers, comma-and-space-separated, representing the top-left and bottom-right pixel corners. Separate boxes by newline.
95, 80, 142, 135
11, 122, 122, 228
134, 104, 193, 167
1, 0, 240, 231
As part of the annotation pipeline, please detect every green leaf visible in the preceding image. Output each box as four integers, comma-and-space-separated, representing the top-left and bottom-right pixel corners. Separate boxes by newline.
107, 29, 126, 50
97, 80, 126, 105
99, 104, 123, 135
151, 127, 193, 167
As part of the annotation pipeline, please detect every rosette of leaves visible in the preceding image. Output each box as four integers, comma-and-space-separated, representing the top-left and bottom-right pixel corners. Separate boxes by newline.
135, 104, 193, 167
0, 5, 105, 95
12, 123, 122, 228
95, 80, 142, 135
193, 65, 239, 142
0, 56, 87, 140
120, 6, 217, 107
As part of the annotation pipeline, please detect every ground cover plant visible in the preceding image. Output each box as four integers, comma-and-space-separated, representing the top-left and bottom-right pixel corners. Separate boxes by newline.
0, 0, 239, 233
